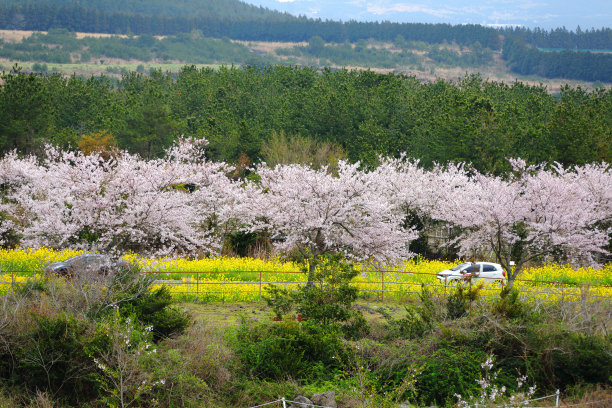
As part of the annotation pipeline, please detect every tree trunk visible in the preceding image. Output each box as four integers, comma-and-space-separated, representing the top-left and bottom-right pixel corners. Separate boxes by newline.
506, 263, 522, 289
307, 259, 316, 286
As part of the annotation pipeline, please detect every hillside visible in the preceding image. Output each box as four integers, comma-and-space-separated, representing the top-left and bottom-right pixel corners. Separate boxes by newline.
2, 28, 611, 86
1, 1, 611, 82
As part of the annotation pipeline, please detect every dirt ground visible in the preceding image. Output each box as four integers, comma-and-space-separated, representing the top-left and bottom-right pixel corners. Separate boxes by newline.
0, 29, 133, 42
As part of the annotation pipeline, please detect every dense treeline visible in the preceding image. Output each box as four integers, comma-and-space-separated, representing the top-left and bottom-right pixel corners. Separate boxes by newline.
3, 2, 612, 51
0, 0, 295, 20
502, 26, 612, 50
502, 37, 612, 82
1, 65, 610, 174
0, 3, 501, 48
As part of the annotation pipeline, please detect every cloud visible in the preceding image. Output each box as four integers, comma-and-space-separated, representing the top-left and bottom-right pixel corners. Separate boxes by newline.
516, 2, 549, 10
306, 7, 321, 16
367, 3, 457, 18
485, 23, 524, 28
488, 11, 519, 20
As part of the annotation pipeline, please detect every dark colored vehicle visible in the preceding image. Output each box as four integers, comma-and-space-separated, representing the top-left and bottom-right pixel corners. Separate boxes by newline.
44, 254, 130, 277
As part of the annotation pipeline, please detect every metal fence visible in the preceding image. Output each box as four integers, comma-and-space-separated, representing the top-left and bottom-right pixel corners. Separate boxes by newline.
2, 269, 611, 304
149, 269, 612, 303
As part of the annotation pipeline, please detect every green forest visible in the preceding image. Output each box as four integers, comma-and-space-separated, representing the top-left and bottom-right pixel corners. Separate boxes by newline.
502, 37, 612, 82
0, 0, 295, 20
1, 65, 610, 174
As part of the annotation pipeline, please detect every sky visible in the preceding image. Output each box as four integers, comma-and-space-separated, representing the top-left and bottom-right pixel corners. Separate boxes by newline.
242, 0, 612, 30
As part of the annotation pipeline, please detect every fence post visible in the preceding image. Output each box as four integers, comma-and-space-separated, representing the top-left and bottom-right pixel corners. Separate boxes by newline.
381, 270, 385, 302
196, 271, 199, 302
444, 276, 447, 296
469, 277, 472, 317
259, 270, 262, 302
555, 389, 560, 407
11, 270, 14, 293
281, 397, 287, 408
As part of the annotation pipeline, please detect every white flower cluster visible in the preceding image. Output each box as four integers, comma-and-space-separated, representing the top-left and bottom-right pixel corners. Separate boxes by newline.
455, 354, 537, 408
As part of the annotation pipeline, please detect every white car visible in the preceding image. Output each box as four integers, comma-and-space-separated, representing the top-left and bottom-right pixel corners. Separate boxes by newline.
437, 262, 506, 285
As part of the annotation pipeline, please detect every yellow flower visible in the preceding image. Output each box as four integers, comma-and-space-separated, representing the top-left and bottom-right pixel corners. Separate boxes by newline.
2, 248, 610, 302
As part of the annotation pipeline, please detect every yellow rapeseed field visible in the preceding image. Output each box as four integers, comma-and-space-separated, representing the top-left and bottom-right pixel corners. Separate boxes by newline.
1, 248, 610, 302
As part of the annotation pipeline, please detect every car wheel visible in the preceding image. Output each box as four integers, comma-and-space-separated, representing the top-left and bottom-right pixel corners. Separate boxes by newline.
445, 278, 460, 286
54, 267, 69, 278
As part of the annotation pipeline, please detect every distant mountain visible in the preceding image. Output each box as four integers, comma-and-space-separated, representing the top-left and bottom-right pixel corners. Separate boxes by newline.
0, 0, 297, 21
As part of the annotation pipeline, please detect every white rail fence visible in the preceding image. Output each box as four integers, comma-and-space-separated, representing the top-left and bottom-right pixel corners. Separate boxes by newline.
249, 390, 612, 408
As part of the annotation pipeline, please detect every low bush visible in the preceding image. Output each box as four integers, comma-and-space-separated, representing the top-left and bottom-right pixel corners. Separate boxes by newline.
554, 333, 612, 386
384, 285, 437, 339
0, 266, 192, 406
530, 330, 612, 390
163, 320, 234, 389
493, 286, 532, 320
13, 277, 47, 297
231, 317, 348, 381
0, 256, 610, 407
415, 347, 486, 406
446, 281, 483, 319
11, 313, 103, 405
118, 286, 191, 342
266, 254, 369, 339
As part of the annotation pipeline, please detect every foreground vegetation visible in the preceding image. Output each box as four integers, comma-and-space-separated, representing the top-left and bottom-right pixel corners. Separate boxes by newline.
0, 257, 610, 407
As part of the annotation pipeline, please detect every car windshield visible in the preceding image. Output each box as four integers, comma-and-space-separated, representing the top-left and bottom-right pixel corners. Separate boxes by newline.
450, 262, 471, 271
66, 254, 98, 263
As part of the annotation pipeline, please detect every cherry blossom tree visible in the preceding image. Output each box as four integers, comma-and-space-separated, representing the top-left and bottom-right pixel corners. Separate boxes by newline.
573, 162, 612, 223
2, 140, 609, 281
0, 138, 239, 256
368, 156, 472, 254
370, 155, 471, 219
434, 159, 611, 286
0, 151, 41, 246
242, 161, 418, 281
